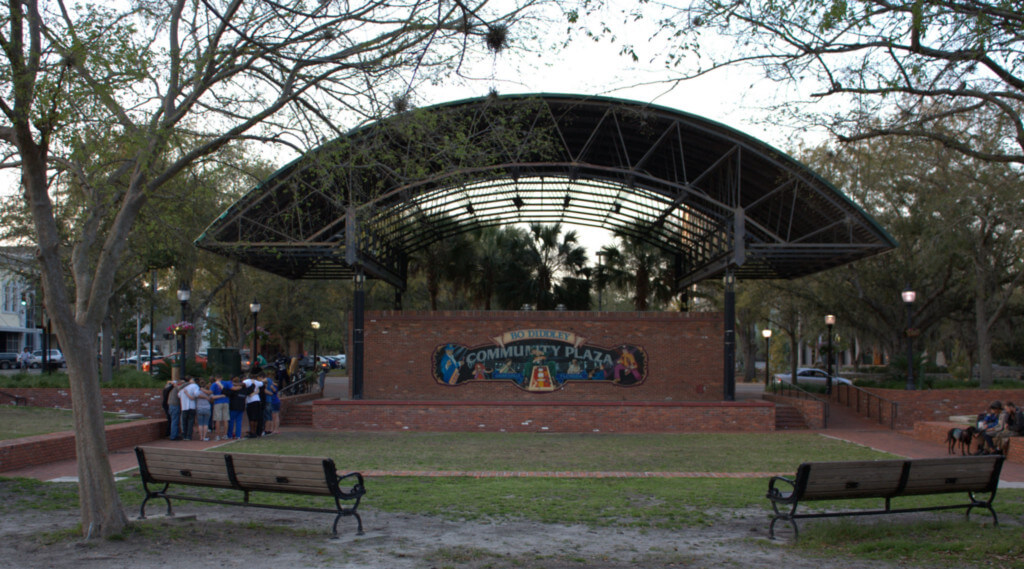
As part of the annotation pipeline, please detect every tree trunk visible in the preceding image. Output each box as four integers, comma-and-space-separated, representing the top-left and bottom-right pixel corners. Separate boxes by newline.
67, 330, 129, 536
18, 117, 129, 539
788, 330, 799, 385
740, 324, 756, 382
976, 292, 994, 389
101, 317, 113, 383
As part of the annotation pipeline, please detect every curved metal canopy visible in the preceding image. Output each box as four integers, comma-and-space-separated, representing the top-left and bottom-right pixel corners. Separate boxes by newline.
196, 93, 895, 289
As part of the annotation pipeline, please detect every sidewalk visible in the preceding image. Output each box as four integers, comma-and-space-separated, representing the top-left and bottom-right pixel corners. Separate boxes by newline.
6, 381, 1024, 486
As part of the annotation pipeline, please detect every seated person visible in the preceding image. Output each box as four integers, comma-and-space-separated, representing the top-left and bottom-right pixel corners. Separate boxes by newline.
994, 401, 1023, 455
976, 401, 1007, 454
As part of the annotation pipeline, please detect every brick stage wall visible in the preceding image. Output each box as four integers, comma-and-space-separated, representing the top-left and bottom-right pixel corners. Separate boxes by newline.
361, 310, 724, 402
312, 399, 775, 433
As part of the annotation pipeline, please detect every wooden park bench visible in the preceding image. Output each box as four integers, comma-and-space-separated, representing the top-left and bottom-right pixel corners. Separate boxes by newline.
134, 446, 365, 536
766, 455, 1003, 539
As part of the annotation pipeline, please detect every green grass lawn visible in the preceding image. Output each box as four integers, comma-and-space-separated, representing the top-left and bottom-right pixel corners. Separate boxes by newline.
224, 430, 895, 473
0, 406, 132, 440
2, 429, 1024, 567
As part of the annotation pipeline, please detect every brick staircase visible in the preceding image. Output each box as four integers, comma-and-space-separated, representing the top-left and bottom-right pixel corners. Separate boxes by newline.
282, 404, 313, 427
775, 404, 809, 430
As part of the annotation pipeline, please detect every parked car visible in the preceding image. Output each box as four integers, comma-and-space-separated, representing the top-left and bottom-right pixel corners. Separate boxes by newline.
774, 368, 852, 386
331, 354, 346, 368
142, 352, 208, 372
297, 355, 331, 372
119, 350, 164, 366
31, 349, 65, 368
0, 352, 18, 369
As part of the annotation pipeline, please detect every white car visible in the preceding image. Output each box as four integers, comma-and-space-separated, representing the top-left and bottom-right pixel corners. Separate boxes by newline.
31, 349, 65, 368
331, 354, 347, 368
773, 367, 852, 386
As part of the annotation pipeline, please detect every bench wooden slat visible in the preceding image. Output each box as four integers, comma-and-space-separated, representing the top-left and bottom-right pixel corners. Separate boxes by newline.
137, 447, 235, 488
228, 454, 327, 466
901, 456, 1000, 496
799, 460, 905, 500
230, 453, 334, 495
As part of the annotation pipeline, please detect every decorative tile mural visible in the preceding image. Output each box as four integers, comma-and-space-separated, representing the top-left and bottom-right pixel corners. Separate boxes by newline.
433, 328, 647, 392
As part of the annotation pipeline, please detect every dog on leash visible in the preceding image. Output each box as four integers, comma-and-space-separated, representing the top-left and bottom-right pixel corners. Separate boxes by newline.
946, 426, 977, 455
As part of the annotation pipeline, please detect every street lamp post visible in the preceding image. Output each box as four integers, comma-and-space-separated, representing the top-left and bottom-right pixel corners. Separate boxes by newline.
311, 320, 320, 370
311, 321, 321, 392
762, 328, 772, 388
902, 288, 917, 390
825, 314, 836, 396
177, 284, 190, 381
723, 271, 736, 402
250, 298, 261, 372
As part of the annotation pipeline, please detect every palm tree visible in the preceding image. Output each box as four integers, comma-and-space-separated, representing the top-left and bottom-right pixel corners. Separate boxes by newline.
408, 232, 474, 310
598, 232, 677, 310
527, 223, 588, 310
469, 226, 537, 310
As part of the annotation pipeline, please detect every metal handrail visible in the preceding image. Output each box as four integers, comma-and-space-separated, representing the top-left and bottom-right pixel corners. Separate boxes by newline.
768, 381, 830, 428
834, 382, 899, 430
278, 370, 318, 396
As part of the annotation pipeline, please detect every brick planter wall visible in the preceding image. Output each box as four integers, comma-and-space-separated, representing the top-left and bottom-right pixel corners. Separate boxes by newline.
835, 387, 1024, 430
312, 399, 774, 433
0, 419, 165, 473
911, 420, 1024, 464
2, 387, 166, 419
360, 310, 723, 402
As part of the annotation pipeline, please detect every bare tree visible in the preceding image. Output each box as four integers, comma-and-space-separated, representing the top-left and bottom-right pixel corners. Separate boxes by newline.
0, 0, 564, 538
610, 0, 1024, 164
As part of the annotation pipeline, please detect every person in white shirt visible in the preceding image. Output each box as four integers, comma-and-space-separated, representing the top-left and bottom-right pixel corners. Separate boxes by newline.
178, 377, 201, 441
243, 375, 264, 438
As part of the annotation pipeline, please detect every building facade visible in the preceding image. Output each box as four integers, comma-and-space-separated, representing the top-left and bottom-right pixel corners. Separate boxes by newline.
0, 248, 42, 353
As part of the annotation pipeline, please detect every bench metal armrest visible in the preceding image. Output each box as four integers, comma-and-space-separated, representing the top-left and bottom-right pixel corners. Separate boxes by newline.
767, 476, 797, 502
336, 471, 366, 499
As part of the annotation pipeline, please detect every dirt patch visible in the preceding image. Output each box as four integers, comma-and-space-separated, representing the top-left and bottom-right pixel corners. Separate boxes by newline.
0, 505, 912, 569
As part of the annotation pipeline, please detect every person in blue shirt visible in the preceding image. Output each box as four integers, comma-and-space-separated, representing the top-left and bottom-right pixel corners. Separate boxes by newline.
209, 376, 230, 440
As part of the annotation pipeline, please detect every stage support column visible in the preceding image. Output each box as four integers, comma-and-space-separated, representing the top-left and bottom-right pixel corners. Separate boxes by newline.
352, 267, 365, 400
723, 270, 736, 401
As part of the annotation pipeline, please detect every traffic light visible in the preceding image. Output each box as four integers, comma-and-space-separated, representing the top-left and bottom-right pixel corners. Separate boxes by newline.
19, 292, 26, 307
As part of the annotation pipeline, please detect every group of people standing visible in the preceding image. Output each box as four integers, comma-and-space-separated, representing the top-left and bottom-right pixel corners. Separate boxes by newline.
162, 371, 281, 441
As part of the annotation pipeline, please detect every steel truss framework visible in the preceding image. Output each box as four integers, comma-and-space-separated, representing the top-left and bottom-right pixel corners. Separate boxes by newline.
196, 94, 896, 289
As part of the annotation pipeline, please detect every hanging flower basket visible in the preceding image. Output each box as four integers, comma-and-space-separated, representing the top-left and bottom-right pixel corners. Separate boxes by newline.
168, 321, 195, 336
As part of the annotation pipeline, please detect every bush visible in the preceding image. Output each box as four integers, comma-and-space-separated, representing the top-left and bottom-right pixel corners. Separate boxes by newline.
0, 367, 164, 389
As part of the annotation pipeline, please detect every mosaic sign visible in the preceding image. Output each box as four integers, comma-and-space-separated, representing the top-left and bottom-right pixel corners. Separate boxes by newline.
432, 329, 647, 392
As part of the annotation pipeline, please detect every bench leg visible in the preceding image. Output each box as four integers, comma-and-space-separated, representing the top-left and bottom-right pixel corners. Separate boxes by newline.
769, 516, 799, 540
139, 483, 174, 520
332, 510, 364, 537
966, 503, 999, 527
768, 501, 800, 540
